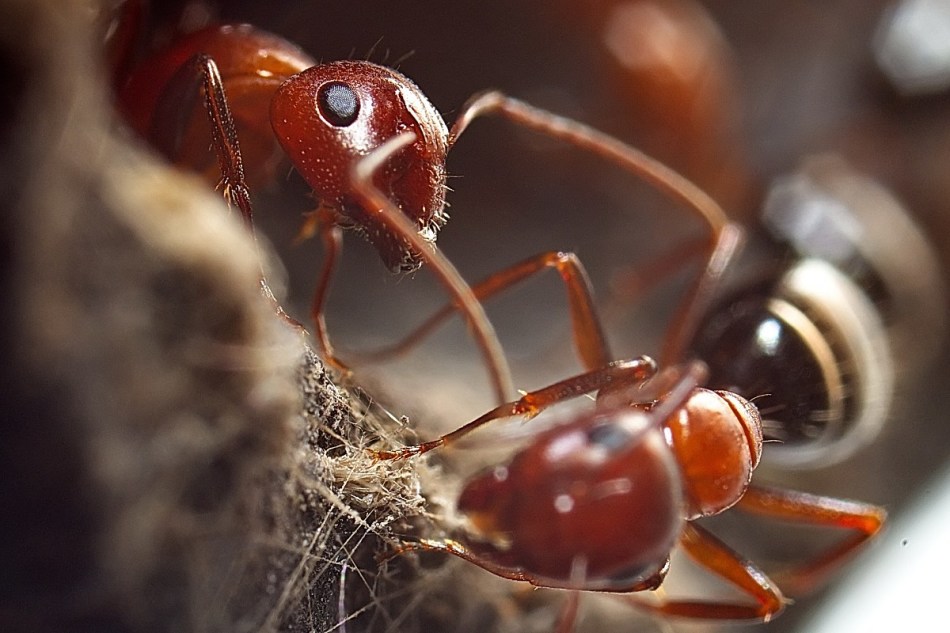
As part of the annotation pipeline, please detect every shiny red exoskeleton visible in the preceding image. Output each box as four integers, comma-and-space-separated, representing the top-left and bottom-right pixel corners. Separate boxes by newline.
119, 23, 515, 401
114, 12, 887, 626
373, 358, 886, 622
118, 21, 744, 406
125, 32, 453, 273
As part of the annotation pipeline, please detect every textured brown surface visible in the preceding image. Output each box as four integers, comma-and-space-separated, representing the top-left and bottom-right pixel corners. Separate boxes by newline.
0, 2, 429, 631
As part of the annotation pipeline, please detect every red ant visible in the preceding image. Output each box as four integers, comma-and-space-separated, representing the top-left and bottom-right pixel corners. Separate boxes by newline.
117, 23, 509, 401
113, 14, 887, 626
370, 356, 885, 623
117, 21, 741, 405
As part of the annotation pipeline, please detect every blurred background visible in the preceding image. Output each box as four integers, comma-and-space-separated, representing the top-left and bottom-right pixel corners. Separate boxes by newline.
113, 0, 950, 631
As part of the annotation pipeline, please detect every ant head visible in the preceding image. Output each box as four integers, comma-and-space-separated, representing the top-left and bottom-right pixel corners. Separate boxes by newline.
271, 61, 450, 272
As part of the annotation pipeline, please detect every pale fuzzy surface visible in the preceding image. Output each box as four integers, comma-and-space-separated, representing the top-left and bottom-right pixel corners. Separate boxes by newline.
0, 2, 433, 631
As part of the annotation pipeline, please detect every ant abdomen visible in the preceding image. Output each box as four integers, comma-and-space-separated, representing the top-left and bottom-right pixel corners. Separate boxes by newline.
690, 157, 944, 467
691, 259, 891, 467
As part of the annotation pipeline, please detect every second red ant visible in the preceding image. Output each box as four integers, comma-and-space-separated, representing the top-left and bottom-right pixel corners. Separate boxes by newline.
369, 355, 885, 624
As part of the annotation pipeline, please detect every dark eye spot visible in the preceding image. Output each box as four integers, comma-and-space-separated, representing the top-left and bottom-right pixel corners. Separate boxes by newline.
317, 82, 360, 126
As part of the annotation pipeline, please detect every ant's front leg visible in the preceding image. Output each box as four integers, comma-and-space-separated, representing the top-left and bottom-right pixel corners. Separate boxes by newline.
380, 538, 666, 593
149, 53, 253, 226
368, 356, 657, 460
379, 538, 534, 583
303, 206, 353, 375
356, 250, 613, 372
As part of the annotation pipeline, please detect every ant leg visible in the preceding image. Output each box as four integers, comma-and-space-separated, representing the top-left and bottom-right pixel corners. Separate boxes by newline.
736, 485, 886, 593
620, 488, 885, 621
350, 132, 515, 403
357, 250, 612, 371
379, 538, 534, 583
555, 591, 581, 633
306, 207, 351, 374
601, 233, 737, 365
381, 538, 665, 592
619, 522, 787, 621
151, 53, 305, 331
450, 92, 744, 364
661, 222, 742, 364
368, 356, 657, 460
605, 235, 709, 314
151, 53, 253, 226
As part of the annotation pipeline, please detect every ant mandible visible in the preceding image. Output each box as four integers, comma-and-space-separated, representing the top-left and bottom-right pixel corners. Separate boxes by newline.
370, 356, 886, 623
118, 22, 741, 404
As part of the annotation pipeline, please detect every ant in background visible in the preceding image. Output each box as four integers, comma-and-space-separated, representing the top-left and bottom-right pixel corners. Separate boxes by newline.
369, 355, 885, 624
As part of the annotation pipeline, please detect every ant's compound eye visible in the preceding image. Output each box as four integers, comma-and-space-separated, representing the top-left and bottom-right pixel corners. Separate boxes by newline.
317, 82, 360, 126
